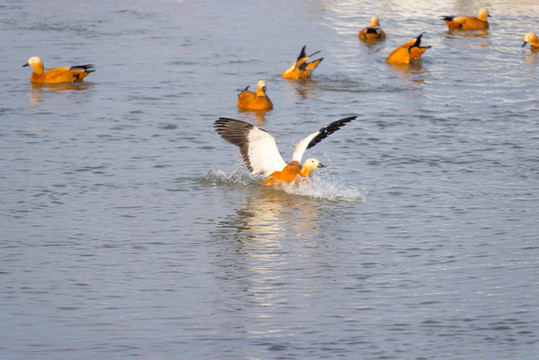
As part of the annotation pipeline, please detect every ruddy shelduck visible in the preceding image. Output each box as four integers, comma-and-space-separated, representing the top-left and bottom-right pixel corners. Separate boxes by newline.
237, 80, 273, 111
386, 34, 431, 65
214, 116, 356, 186
22, 56, 95, 83
281, 45, 324, 79
522, 32, 539, 50
441, 8, 490, 31
359, 16, 386, 40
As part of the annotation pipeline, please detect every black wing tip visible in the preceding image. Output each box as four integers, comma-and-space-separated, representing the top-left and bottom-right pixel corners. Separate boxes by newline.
307, 116, 357, 150
214, 117, 246, 128
214, 117, 257, 133
319, 115, 355, 132
330, 115, 357, 126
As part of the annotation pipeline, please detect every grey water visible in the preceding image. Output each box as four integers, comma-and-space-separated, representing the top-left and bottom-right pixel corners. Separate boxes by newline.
1, 0, 538, 359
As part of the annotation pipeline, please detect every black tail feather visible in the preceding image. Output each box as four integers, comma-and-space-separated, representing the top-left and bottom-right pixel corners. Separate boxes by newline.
69, 64, 95, 73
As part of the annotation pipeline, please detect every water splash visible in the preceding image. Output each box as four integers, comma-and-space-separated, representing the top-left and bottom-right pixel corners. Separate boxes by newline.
280, 172, 366, 203
202, 168, 258, 187
203, 168, 366, 203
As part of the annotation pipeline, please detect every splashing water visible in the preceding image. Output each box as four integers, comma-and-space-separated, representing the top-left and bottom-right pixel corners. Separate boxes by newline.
203, 168, 366, 203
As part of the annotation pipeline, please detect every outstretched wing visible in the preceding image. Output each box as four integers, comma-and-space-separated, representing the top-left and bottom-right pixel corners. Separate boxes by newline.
214, 118, 287, 177
291, 116, 356, 163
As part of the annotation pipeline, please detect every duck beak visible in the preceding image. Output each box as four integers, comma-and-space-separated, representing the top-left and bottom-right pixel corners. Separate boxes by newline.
22, 62, 30, 67
317, 163, 326, 168
522, 41, 528, 48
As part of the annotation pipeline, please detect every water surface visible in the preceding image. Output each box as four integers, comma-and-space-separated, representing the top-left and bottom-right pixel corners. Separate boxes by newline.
1, 0, 538, 359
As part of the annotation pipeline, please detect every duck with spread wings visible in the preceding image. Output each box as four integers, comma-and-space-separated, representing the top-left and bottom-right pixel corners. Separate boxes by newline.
214, 116, 356, 186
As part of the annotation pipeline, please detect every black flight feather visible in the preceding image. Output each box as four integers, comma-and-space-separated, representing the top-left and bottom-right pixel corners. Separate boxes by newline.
306, 116, 357, 150
214, 117, 266, 173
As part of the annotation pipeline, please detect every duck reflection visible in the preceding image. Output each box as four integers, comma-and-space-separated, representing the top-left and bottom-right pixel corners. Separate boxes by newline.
522, 50, 538, 68
236, 108, 269, 126
283, 78, 319, 101
443, 30, 491, 49
210, 187, 323, 313
387, 62, 428, 85
359, 38, 386, 54
27, 82, 92, 105
215, 187, 321, 243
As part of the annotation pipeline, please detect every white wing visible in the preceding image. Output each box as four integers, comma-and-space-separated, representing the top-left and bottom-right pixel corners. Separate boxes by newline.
291, 116, 357, 163
214, 118, 287, 177
291, 130, 320, 163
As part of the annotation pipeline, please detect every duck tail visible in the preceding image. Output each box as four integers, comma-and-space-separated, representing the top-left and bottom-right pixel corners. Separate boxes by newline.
70, 64, 95, 73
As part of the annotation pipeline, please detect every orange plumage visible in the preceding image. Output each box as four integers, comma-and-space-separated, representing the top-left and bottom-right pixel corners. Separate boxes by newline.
386, 34, 431, 65
359, 16, 386, 40
261, 160, 319, 186
23, 56, 94, 83
522, 32, 539, 50
441, 8, 490, 31
281, 46, 323, 80
237, 80, 273, 111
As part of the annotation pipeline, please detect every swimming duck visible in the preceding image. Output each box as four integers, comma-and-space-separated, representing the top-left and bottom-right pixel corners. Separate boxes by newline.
359, 16, 386, 40
386, 34, 431, 65
22, 56, 94, 83
281, 45, 324, 79
441, 8, 490, 31
214, 116, 356, 186
522, 32, 539, 50
237, 80, 273, 111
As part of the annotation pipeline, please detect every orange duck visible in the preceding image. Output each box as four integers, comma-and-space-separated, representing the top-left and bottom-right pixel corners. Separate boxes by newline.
441, 8, 490, 31
281, 45, 323, 79
359, 16, 386, 40
522, 32, 539, 50
22, 56, 94, 83
237, 80, 273, 111
386, 34, 431, 65
214, 116, 356, 186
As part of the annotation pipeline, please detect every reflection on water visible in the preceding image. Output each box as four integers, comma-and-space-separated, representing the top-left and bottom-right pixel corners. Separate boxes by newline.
387, 62, 427, 85
236, 108, 270, 126
215, 187, 321, 243
522, 48, 539, 67
27, 82, 93, 105
444, 29, 489, 39
443, 30, 492, 49
282, 78, 319, 101
358, 37, 386, 53
210, 188, 323, 313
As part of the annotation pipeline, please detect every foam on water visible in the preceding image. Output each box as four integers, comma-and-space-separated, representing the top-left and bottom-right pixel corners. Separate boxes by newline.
203, 168, 366, 203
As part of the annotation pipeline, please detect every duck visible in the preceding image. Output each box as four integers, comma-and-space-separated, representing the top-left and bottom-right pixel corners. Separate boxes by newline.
358, 16, 386, 40
440, 8, 490, 31
522, 32, 539, 50
214, 116, 356, 186
281, 45, 324, 79
386, 34, 431, 65
237, 80, 273, 111
22, 56, 94, 83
